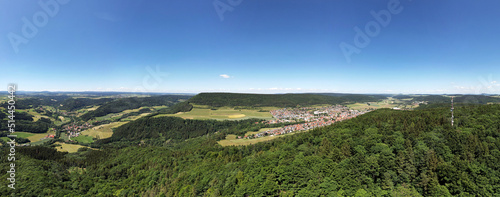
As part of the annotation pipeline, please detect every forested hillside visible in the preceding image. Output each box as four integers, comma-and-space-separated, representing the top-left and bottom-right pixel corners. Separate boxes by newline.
1, 104, 499, 196
60, 98, 114, 111
189, 93, 385, 107
310, 93, 388, 103
1, 95, 70, 109
101, 116, 263, 144
80, 95, 192, 121
0, 109, 51, 134
414, 95, 500, 104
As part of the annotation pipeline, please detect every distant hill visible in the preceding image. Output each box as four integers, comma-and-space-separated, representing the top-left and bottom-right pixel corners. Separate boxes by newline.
1, 95, 71, 109
308, 93, 388, 103
188, 93, 386, 108
8, 104, 500, 196
412, 95, 500, 104
99, 116, 262, 144
60, 98, 115, 111
80, 95, 192, 121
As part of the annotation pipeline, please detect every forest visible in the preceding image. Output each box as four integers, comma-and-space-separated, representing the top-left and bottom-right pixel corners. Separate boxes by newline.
80, 95, 192, 121
0, 109, 52, 135
414, 95, 500, 104
188, 93, 386, 108
99, 116, 265, 145
60, 98, 115, 111
1, 104, 499, 196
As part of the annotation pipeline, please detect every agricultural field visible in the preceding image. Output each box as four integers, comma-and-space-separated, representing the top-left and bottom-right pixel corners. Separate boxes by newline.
23, 109, 51, 121
93, 107, 151, 122
75, 106, 99, 117
86, 106, 99, 111
54, 142, 86, 153
119, 112, 151, 121
80, 121, 128, 139
218, 130, 303, 146
0, 137, 9, 143
7, 131, 56, 145
11, 132, 34, 139
72, 135, 94, 143
347, 98, 416, 110
157, 106, 275, 120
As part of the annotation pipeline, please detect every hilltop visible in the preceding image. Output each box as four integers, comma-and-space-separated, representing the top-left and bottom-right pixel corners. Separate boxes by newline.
188, 92, 386, 108
2, 103, 500, 196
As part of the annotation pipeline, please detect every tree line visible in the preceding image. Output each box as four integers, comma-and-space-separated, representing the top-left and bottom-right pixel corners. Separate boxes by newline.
1, 104, 499, 196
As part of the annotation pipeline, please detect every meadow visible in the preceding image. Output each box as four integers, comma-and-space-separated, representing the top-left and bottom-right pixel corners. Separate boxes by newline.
217, 130, 303, 146
72, 135, 94, 143
80, 121, 128, 140
157, 106, 276, 120
54, 142, 86, 153
347, 97, 417, 110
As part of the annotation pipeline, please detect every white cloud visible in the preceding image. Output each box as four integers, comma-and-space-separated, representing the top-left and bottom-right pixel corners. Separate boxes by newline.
219, 74, 231, 79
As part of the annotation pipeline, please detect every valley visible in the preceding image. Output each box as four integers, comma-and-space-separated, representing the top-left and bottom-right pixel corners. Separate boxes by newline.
1, 92, 500, 196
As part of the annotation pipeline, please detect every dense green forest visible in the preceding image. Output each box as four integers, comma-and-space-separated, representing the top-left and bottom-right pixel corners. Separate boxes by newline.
80, 95, 192, 121
414, 95, 500, 104
310, 93, 388, 103
1, 104, 499, 196
0, 109, 52, 135
1, 95, 71, 109
100, 116, 264, 145
156, 101, 194, 114
60, 98, 114, 111
189, 93, 386, 108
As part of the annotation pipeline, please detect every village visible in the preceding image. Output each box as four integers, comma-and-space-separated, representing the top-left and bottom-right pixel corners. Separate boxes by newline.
244, 105, 370, 139
62, 122, 93, 140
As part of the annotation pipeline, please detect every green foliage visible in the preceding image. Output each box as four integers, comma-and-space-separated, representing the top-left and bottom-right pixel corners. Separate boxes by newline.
189, 93, 385, 108
60, 98, 114, 111
157, 101, 193, 114
1, 95, 70, 109
100, 116, 265, 144
1, 104, 500, 196
80, 95, 191, 121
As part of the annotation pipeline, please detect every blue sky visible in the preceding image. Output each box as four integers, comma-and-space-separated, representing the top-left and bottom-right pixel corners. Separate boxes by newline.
1, 0, 499, 94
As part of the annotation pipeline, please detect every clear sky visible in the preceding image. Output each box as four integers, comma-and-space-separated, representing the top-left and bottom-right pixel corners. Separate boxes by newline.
1, 0, 499, 94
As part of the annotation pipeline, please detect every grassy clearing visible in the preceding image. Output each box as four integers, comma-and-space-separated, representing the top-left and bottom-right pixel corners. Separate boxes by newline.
54, 142, 86, 153
243, 127, 282, 136
307, 104, 334, 108
218, 131, 303, 146
72, 135, 94, 143
119, 113, 151, 121
27, 110, 50, 122
9, 131, 55, 143
157, 106, 274, 120
11, 132, 34, 139
81, 121, 128, 139
86, 106, 99, 111
347, 98, 414, 110
60, 133, 70, 141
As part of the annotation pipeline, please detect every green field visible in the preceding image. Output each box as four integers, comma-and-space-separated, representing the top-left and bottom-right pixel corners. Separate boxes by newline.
54, 142, 87, 153
157, 106, 275, 120
218, 131, 303, 146
1, 131, 54, 145
11, 132, 35, 139
0, 137, 10, 143
72, 135, 94, 143
80, 121, 128, 139
10, 131, 55, 144
347, 98, 416, 110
